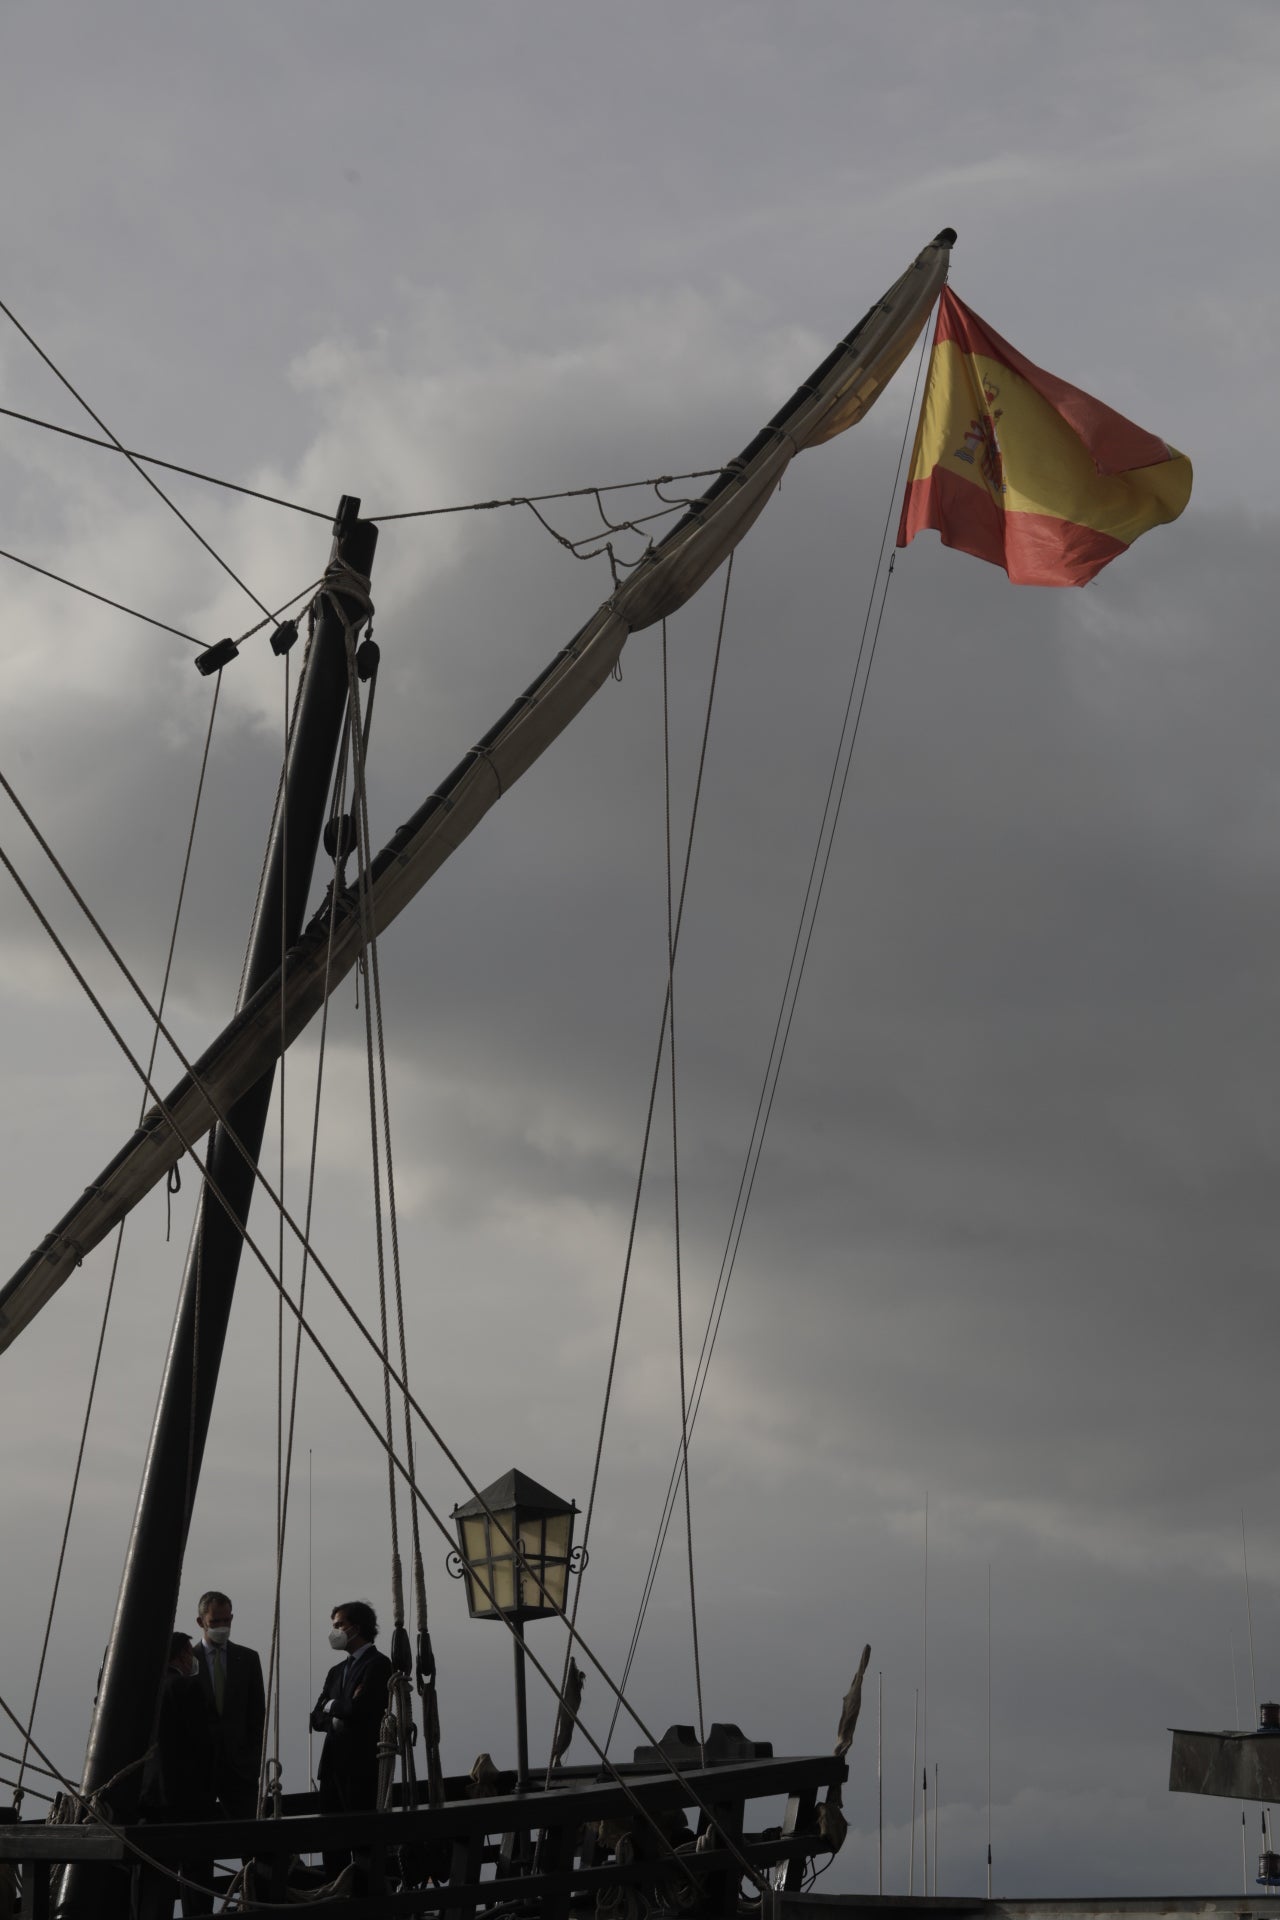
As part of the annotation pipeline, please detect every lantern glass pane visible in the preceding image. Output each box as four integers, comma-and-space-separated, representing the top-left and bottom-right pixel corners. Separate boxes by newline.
543, 1510, 573, 1557
488, 1507, 517, 1554
542, 1559, 569, 1610
462, 1516, 488, 1564
492, 1558, 516, 1612
518, 1518, 545, 1558
465, 1571, 494, 1616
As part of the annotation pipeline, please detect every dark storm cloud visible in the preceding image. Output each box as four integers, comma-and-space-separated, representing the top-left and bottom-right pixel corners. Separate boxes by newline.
2, 2, 1278, 1896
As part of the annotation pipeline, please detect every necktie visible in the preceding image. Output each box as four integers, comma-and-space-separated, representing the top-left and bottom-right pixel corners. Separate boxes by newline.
212, 1646, 225, 1714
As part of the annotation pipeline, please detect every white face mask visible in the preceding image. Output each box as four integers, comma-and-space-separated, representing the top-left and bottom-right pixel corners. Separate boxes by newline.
328, 1627, 350, 1651
204, 1626, 231, 1647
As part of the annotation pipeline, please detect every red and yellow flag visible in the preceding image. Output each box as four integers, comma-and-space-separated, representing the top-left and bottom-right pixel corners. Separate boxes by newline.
897, 289, 1191, 586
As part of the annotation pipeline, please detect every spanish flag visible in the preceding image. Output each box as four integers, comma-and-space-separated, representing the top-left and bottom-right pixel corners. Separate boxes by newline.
897, 289, 1192, 586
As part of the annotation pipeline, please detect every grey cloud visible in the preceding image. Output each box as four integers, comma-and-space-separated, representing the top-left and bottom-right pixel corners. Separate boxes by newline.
2, 4, 1278, 1896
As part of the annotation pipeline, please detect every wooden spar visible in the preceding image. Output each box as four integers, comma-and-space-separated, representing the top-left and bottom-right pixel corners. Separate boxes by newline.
0, 229, 954, 1354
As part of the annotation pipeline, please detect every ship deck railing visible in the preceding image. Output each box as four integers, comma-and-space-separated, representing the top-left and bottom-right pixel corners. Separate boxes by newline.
0, 1748, 845, 1917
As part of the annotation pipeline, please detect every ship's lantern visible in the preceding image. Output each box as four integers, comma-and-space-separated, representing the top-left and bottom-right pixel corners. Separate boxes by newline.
449, 1468, 581, 1622
449, 1469, 585, 1794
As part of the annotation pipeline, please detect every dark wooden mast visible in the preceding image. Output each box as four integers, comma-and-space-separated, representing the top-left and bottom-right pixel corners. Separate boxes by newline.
60, 497, 377, 1919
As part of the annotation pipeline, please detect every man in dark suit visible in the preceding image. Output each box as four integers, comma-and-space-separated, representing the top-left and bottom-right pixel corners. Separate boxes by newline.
138, 1632, 216, 1918
309, 1600, 392, 1879
192, 1590, 265, 1822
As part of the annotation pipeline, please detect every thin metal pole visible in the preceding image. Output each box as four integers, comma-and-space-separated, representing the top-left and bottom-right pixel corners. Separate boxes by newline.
513, 1630, 531, 1793
933, 1759, 938, 1894
308, 1449, 315, 1794
987, 1564, 993, 1899
1243, 1514, 1260, 1729
64, 500, 375, 1919
909, 1687, 918, 1894
877, 1670, 883, 1895
1233, 1634, 1246, 1894
921, 1493, 929, 1897
922, 1764, 929, 1897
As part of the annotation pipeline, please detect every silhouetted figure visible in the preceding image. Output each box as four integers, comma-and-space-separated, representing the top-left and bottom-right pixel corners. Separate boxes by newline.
138, 1633, 215, 1918
191, 1590, 264, 1821
309, 1601, 391, 1880
188, 1589, 264, 1914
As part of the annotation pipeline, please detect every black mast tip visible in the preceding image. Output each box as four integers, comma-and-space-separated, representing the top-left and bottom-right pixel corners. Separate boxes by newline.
933, 228, 957, 249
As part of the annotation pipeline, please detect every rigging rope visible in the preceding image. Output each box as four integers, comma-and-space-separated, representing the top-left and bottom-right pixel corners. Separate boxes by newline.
12, 676, 223, 1808
258, 716, 355, 1815
368, 469, 721, 524
522, 490, 702, 579
340, 580, 444, 1802
337, 581, 409, 1602
0, 546, 322, 662
3, 1685, 314, 1911
0, 1585, 728, 1913
0, 399, 721, 531
0, 297, 281, 629
271, 644, 291, 1815
662, 619, 707, 1768
0, 1750, 63, 1786
607, 313, 936, 1715
0, 832, 770, 1893
0, 546, 202, 646
550, 554, 736, 1774
0, 404, 333, 518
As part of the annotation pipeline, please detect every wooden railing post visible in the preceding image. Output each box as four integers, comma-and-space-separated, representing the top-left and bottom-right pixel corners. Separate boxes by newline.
779, 1788, 817, 1892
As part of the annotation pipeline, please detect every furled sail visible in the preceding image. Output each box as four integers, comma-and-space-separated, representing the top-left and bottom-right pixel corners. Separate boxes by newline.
0, 228, 954, 1353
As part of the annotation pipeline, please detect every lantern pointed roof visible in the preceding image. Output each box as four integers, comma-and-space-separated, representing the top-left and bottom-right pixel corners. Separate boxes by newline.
453, 1467, 576, 1519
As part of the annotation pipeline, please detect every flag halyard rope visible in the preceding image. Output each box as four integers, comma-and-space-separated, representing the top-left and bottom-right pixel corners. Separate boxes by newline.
606, 310, 936, 1707
662, 618, 708, 1770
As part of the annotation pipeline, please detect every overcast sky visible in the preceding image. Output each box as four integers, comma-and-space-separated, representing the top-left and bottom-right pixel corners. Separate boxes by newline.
2, 1, 1278, 1900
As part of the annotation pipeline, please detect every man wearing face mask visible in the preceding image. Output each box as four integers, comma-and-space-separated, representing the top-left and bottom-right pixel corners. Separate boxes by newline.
309, 1601, 392, 1877
193, 1590, 266, 1827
